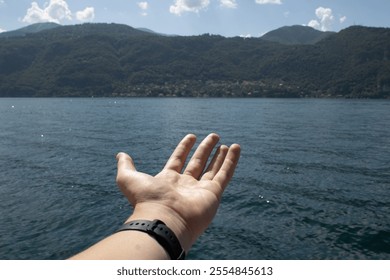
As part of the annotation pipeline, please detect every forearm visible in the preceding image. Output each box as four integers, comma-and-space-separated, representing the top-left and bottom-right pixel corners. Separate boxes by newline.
69, 222, 170, 260
69, 205, 191, 260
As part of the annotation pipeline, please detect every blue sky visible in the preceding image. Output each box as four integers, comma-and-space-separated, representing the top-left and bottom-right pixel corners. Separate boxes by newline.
0, 0, 389, 37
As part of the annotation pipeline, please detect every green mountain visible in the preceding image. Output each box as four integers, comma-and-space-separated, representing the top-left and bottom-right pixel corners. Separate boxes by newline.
261, 25, 334, 45
0, 23, 389, 98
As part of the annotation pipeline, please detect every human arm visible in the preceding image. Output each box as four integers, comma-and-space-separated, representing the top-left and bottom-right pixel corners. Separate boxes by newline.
69, 133, 241, 260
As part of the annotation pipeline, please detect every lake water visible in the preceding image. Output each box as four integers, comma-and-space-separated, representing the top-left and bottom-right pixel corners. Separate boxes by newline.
0, 98, 389, 260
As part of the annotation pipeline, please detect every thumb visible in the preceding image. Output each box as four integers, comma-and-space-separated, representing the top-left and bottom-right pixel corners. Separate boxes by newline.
116, 152, 137, 187
116, 152, 136, 172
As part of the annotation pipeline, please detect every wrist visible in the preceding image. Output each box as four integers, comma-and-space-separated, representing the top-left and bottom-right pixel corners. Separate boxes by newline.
126, 203, 194, 253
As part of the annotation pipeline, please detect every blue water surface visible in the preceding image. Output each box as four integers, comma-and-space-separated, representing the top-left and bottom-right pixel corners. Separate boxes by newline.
0, 98, 389, 259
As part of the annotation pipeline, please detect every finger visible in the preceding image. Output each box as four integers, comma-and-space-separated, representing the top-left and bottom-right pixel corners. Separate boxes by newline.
116, 152, 137, 185
212, 144, 241, 191
183, 133, 220, 179
163, 134, 197, 173
116, 152, 136, 171
201, 145, 229, 181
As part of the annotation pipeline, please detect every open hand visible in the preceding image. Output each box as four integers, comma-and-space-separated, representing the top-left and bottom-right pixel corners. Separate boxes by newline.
115, 133, 241, 252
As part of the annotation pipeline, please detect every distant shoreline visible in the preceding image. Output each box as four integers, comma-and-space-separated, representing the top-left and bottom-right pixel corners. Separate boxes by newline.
1, 95, 389, 99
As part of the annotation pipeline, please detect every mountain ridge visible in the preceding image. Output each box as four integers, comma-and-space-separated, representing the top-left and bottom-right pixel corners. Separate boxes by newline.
0, 22, 61, 37
1, 23, 333, 43
0, 23, 354, 45
261, 25, 334, 45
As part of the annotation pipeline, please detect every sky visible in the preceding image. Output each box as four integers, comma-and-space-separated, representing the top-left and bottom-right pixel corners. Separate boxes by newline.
0, 0, 389, 37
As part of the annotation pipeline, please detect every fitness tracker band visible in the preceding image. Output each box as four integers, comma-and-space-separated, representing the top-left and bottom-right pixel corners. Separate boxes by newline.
116, 219, 185, 260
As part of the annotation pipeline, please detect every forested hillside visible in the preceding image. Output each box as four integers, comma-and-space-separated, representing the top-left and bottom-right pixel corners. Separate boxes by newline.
0, 23, 389, 98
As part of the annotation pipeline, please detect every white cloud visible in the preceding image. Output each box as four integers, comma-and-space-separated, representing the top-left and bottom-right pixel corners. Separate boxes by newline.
22, 0, 72, 24
46, 0, 72, 21
138, 2, 148, 10
308, 19, 320, 30
138, 1, 149, 16
76, 7, 95, 22
169, 0, 210, 15
255, 0, 282, 5
308, 6, 334, 31
340, 16, 347, 24
0, 27, 6, 33
220, 0, 237, 9
22, 2, 57, 23
22, 1, 95, 24
240, 34, 252, 39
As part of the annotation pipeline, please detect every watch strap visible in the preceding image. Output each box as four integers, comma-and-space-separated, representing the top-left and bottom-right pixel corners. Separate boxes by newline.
116, 219, 185, 260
